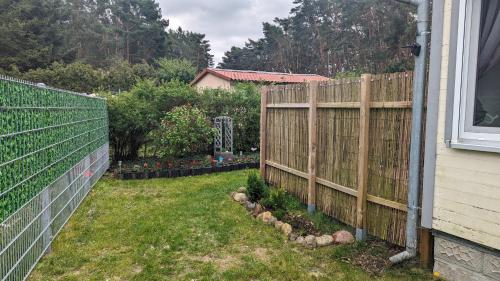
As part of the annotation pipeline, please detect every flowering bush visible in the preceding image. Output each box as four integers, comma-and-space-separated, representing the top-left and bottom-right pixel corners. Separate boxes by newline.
154, 105, 216, 158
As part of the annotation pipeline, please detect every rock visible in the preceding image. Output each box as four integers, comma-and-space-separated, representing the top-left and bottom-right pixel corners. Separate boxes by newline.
315, 235, 334, 247
274, 221, 284, 230
230, 191, 236, 198
232, 192, 248, 203
268, 216, 277, 225
252, 204, 264, 216
304, 235, 317, 248
281, 223, 293, 236
295, 236, 305, 244
289, 233, 298, 241
259, 211, 273, 223
332, 230, 355, 244
245, 201, 256, 210
237, 186, 247, 193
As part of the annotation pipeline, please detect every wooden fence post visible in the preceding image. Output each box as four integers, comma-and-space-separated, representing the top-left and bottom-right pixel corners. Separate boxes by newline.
307, 82, 319, 214
356, 74, 372, 241
260, 86, 268, 179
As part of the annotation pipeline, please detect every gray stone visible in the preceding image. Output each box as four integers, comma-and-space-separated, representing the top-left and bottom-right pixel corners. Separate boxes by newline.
289, 233, 298, 241
304, 235, 317, 248
237, 186, 247, 193
315, 235, 334, 247
295, 236, 305, 244
245, 201, 256, 210
232, 193, 248, 203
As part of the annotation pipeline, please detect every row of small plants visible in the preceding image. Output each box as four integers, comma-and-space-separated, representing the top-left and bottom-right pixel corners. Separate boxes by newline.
246, 171, 299, 221
114, 154, 259, 180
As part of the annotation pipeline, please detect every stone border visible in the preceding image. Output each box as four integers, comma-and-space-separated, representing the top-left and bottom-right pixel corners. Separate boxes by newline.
230, 188, 355, 249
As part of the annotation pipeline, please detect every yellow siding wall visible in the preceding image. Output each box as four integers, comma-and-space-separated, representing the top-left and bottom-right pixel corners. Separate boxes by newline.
194, 73, 232, 90
433, 0, 500, 250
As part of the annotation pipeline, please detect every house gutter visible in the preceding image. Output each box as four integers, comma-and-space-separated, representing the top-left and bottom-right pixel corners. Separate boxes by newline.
389, 0, 430, 264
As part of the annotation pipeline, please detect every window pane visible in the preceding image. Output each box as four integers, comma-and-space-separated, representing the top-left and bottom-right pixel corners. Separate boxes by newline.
474, 0, 500, 128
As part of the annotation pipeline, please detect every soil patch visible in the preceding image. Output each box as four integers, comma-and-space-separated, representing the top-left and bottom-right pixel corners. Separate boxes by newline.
281, 214, 320, 236
346, 240, 402, 275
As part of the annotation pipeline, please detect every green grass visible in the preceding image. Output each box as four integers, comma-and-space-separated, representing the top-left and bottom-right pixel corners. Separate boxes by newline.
29, 170, 432, 281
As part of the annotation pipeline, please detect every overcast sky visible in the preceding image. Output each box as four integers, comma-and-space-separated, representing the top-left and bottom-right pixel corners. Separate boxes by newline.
158, 0, 296, 66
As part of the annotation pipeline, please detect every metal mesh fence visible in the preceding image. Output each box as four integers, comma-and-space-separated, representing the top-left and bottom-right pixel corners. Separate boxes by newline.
0, 76, 109, 281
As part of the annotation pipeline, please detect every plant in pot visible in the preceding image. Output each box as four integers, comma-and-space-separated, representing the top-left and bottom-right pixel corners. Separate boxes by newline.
200, 158, 212, 174
191, 159, 202, 176
143, 162, 150, 179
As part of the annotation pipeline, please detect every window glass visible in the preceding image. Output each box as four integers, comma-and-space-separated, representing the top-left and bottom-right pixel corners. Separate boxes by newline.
474, 0, 500, 128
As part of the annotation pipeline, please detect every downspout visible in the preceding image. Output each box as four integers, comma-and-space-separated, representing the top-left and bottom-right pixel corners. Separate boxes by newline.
389, 0, 430, 264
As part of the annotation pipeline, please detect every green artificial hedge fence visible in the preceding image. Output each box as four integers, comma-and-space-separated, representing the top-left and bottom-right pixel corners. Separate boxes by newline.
0, 77, 109, 222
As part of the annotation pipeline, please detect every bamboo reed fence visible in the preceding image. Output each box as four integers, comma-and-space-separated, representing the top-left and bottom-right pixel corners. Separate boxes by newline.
260, 72, 419, 246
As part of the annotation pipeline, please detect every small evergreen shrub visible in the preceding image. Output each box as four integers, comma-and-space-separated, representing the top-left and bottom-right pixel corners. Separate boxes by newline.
247, 171, 267, 202
260, 187, 287, 211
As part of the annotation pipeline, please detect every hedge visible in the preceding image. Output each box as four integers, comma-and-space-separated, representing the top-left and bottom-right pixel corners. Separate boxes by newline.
0, 76, 109, 222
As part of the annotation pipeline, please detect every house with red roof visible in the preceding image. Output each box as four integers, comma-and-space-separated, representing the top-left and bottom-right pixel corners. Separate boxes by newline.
190, 68, 330, 90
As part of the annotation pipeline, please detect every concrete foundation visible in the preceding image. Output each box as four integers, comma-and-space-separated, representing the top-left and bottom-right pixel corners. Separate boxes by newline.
434, 233, 500, 281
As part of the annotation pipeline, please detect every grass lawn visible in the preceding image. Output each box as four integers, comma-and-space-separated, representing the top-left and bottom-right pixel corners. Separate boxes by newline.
29, 170, 432, 281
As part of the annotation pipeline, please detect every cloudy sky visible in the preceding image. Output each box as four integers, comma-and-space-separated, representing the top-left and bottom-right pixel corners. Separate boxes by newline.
158, 0, 296, 66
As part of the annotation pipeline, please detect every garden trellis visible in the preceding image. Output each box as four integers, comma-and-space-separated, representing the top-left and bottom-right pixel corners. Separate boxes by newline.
214, 116, 233, 155
0, 75, 109, 281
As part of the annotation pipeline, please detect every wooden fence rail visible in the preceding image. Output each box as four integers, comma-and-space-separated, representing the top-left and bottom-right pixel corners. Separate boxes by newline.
260, 72, 417, 247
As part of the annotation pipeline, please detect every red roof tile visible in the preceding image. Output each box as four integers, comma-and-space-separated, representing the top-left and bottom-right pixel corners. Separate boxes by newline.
191, 68, 330, 85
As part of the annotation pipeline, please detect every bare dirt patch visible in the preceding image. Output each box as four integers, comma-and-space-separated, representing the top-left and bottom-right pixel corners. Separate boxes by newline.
190, 254, 240, 271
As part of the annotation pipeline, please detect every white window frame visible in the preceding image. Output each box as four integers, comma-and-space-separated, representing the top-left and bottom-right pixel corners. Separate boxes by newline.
451, 0, 500, 152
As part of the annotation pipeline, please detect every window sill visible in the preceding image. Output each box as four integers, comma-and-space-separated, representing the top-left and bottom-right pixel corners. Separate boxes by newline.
449, 140, 500, 153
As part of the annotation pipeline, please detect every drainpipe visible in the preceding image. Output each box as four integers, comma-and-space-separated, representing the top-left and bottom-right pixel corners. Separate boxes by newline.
389, 0, 430, 264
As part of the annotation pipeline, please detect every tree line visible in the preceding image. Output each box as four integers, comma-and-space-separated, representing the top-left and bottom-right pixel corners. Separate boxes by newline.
0, 0, 213, 78
219, 0, 417, 76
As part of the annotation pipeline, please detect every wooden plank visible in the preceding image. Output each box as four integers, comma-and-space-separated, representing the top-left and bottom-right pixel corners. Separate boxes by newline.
266, 160, 408, 212
367, 195, 407, 212
315, 101, 412, 109
316, 177, 358, 197
370, 101, 413, 108
267, 103, 309, 108
419, 228, 434, 268
317, 102, 360, 108
260, 87, 268, 178
307, 82, 318, 212
356, 74, 372, 238
265, 160, 308, 179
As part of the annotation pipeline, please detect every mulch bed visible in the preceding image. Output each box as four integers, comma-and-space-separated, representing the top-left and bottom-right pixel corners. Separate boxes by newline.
343, 240, 403, 275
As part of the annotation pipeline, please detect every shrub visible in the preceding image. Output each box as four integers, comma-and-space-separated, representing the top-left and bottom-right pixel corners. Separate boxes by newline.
247, 171, 268, 202
155, 58, 196, 83
153, 105, 215, 158
260, 187, 287, 211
